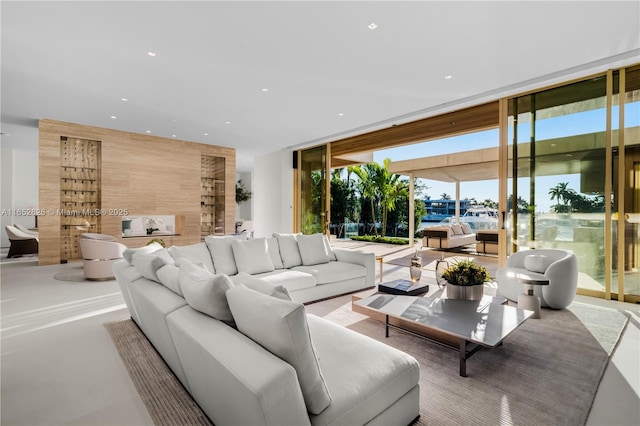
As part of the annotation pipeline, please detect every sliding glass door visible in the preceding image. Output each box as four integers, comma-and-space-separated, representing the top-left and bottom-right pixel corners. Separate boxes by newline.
298, 145, 329, 235
506, 65, 640, 302
508, 77, 608, 295
615, 65, 640, 302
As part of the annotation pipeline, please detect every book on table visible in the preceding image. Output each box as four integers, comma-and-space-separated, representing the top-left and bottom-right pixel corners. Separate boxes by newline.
378, 279, 429, 296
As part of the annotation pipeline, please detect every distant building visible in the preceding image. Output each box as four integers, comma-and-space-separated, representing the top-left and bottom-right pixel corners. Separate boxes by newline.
422, 199, 473, 222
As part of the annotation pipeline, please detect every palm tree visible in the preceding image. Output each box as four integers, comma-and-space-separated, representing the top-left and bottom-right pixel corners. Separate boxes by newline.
352, 163, 380, 236
440, 193, 451, 200
353, 159, 408, 237
549, 182, 570, 213
376, 159, 408, 237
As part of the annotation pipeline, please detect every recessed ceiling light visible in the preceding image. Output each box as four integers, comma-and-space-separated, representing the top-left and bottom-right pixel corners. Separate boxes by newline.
261, 88, 269, 92
368, 22, 378, 30
444, 75, 453, 80
147, 51, 157, 57
146, 130, 151, 133
204, 133, 209, 136
172, 134, 177, 138
110, 116, 117, 119
225, 121, 232, 125
337, 113, 344, 117
121, 98, 128, 102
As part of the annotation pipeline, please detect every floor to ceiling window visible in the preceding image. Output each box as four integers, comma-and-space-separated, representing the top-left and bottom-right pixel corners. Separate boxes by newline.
507, 65, 640, 302
297, 146, 328, 235
614, 65, 640, 301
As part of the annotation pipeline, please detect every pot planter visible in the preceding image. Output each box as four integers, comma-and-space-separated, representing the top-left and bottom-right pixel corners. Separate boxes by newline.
446, 283, 484, 300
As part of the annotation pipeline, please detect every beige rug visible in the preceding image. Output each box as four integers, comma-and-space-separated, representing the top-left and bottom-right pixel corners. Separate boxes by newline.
106, 299, 628, 426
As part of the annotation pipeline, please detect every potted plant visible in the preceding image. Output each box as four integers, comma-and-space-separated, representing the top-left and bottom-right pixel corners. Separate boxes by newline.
441, 258, 491, 300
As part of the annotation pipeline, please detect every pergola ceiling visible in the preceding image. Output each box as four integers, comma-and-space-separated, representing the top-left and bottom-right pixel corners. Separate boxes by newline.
387, 129, 640, 184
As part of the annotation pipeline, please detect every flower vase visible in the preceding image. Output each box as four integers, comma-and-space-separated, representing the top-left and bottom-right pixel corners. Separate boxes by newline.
409, 251, 422, 283
435, 256, 449, 289
447, 284, 484, 300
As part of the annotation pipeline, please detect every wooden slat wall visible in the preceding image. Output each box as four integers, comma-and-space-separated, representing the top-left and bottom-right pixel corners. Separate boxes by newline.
39, 119, 235, 265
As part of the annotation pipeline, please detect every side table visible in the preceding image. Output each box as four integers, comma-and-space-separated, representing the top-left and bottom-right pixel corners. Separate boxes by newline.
512, 272, 549, 319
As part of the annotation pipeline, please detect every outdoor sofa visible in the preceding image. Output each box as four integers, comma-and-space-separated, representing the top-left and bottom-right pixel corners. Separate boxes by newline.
422, 223, 476, 250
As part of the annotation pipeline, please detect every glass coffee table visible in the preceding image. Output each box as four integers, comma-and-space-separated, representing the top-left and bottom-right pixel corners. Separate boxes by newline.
353, 293, 533, 377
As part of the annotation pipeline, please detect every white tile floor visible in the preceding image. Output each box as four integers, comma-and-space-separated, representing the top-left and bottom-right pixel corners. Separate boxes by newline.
1, 257, 638, 425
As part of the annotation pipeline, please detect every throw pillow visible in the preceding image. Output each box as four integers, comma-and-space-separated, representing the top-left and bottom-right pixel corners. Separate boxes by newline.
156, 263, 182, 296
273, 233, 303, 269
232, 272, 292, 301
232, 238, 275, 275
226, 285, 331, 414
524, 254, 549, 274
168, 242, 215, 273
178, 262, 235, 326
297, 233, 330, 266
132, 249, 173, 282
123, 242, 162, 264
266, 237, 285, 269
322, 234, 337, 261
205, 235, 247, 276
460, 223, 473, 234
451, 224, 464, 235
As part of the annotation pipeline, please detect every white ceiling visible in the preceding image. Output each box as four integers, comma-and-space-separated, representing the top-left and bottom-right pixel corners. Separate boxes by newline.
2, 1, 639, 172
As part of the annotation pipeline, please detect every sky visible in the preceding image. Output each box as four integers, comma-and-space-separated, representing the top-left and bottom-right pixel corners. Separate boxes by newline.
373, 102, 640, 213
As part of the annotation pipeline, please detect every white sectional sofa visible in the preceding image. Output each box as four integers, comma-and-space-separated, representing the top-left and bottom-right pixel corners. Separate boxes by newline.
114, 233, 420, 425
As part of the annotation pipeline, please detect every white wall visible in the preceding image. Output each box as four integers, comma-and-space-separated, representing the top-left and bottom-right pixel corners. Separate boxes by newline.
1, 146, 39, 247
252, 149, 294, 238
235, 171, 253, 220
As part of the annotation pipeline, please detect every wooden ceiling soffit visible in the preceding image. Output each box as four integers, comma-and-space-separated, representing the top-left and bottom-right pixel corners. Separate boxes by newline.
330, 101, 499, 161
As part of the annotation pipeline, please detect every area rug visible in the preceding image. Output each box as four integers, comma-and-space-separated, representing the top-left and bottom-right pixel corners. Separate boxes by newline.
105, 299, 628, 426
53, 265, 89, 282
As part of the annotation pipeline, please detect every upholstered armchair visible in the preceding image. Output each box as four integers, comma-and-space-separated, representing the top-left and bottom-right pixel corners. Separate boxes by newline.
5, 225, 39, 258
79, 234, 126, 280
496, 248, 578, 309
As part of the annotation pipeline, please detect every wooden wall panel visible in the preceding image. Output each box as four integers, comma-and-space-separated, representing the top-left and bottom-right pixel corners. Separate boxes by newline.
39, 119, 236, 265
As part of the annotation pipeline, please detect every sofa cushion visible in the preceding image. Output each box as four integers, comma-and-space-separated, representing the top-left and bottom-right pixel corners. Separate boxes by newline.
231, 272, 292, 301
156, 263, 183, 296
132, 249, 173, 282
451, 224, 464, 235
322, 234, 337, 261
178, 261, 235, 326
524, 254, 550, 274
226, 285, 331, 415
293, 261, 367, 285
461, 223, 473, 234
254, 269, 317, 292
205, 235, 247, 276
123, 242, 163, 264
297, 233, 330, 266
169, 242, 215, 273
266, 237, 284, 269
232, 238, 275, 275
273, 233, 303, 268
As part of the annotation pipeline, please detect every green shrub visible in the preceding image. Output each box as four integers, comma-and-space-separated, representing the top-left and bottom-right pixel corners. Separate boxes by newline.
349, 235, 411, 245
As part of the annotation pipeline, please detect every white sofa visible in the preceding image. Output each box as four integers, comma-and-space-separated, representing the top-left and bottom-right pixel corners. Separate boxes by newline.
422, 223, 476, 250
113, 234, 420, 425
